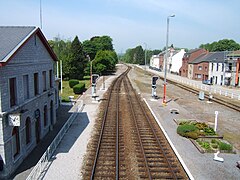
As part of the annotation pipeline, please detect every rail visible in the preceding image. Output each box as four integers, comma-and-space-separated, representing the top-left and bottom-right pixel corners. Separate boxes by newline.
26, 101, 84, 180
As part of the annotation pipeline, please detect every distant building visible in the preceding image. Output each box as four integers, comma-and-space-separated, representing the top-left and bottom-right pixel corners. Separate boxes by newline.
149, 48, 185, 74
188, 51, 226, 85
169, 49, 185, 74
179, 48, 207, 77
225, 50, 240, 87
0, 26, 58, 178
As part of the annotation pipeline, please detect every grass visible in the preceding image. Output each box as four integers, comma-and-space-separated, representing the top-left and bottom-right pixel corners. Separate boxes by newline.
60, 76, 91, 102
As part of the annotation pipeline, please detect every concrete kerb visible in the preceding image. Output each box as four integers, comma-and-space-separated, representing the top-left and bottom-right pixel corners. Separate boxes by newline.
143, 98, 195, 180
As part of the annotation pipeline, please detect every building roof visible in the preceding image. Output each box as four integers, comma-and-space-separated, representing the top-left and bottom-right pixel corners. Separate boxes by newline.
189, 51, 226, 64
0, 26, 57, 66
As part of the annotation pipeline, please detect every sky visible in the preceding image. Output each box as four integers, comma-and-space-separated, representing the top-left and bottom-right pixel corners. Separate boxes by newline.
0, 0, 240, 53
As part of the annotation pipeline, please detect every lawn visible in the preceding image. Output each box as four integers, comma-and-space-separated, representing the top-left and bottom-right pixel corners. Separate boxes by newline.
60, 76, 91, 102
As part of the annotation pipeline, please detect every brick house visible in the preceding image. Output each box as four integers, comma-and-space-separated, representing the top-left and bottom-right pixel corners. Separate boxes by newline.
179, 48, 207, 77
0, 26, 58, 178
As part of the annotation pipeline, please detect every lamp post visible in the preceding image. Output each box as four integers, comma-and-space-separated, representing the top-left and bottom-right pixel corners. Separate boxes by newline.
163, 14, 175, 105
144, 43, 147, 71
87, 55, 92, 84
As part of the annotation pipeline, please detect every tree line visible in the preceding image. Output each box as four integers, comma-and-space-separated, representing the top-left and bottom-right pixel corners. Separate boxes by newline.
199, 39, 240, 52
121, 39, 240, 65
121, 45, 161, 65
48, 35, 118, 80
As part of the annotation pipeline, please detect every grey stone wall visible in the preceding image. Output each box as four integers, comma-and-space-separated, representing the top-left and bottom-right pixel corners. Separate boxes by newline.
0, 34, 58, 178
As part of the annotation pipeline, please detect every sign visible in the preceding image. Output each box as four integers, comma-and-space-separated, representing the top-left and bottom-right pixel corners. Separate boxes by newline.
8, 114, 21, 126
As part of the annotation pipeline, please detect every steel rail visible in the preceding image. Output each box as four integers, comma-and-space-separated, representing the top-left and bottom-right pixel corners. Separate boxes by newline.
123, 77, 152, 179
90, 67, 131, 179
126, 75, 178, 179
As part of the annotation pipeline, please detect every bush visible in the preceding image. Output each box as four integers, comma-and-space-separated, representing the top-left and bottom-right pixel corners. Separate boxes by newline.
194, 122, 208, 130
69, 79, 79, 88
201, 142, 210, 150
177, 124, 199, 139
185, 131, 198, 140
219, 142, 233, 151
73, 83, 85, 94
204, 127, 216, 135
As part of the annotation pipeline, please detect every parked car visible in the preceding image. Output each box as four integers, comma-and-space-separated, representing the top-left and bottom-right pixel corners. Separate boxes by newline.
202, 80, 213, 85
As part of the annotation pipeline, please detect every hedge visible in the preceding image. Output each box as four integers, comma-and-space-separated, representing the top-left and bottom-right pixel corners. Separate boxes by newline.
73, 83, 85, 94
69, 79, 79, 88
177, 124, 199, 139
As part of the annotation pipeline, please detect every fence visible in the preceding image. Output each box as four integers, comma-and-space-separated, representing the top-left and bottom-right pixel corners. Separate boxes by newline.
176, 79, 240, 100
26, 101, 84, 180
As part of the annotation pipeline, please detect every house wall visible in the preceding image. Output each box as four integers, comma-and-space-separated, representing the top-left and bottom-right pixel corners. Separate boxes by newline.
170, 49, 185, 74
179, 49, 207, 77
190, 62, 209, 81
209, 62, 225, 85
0, 34, 57, 178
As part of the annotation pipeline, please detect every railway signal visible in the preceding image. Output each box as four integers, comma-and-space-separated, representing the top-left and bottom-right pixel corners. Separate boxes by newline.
91, 74, 99, 98
152, 76, 159, 98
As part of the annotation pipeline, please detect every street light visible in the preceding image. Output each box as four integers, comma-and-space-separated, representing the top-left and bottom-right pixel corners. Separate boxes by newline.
163, 14, 175, 105
87, 55, 92, 84
144, 43, 147, 71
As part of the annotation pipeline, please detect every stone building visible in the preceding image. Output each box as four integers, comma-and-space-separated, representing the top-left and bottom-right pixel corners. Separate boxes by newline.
0, 26, 58, 178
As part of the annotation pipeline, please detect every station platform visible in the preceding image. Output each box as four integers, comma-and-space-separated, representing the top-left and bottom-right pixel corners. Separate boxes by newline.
11, 64, 240, 179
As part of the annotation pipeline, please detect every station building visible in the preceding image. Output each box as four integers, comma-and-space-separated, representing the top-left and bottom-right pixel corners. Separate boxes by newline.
0, 26, 59, 179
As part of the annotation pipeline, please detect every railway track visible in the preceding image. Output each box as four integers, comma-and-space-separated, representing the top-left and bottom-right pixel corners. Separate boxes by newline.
83, 66, 189, 179
166, 78, 240, 112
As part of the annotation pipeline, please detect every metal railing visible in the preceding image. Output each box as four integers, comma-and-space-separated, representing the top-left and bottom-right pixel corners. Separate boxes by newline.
26, 101, 84, 180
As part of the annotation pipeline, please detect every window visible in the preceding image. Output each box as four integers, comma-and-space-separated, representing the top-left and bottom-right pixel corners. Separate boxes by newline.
198, 66, 202, 70
211, 63, 214, 71
42, 71, 47, 92
23, 75, 29, 100
216, 63, 219, 71
34, 73, 39, 96
12, 127, 20, 157
44, 105, 48, 127
49, 70, 53, 88
9, 78, 17, 107
196, 74, 202, 79
25, 117, 31, 144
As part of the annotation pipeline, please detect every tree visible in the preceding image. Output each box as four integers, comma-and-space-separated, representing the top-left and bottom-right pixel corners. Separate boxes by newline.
68, 36, 87, 80
83, 35, 114, 60
199, 39, 240, 52
93, 50, 117, 75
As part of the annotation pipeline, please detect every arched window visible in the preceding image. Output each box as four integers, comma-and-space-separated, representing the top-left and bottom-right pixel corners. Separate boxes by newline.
12, 127, 20, 157
44, 105, 48, 127
25, 117, 31, 144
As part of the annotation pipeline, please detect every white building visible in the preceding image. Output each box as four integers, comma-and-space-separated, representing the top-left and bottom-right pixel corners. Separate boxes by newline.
169, 49, 185, 74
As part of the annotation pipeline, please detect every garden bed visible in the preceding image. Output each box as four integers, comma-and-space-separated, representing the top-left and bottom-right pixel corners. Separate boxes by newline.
175, 119, 236, 154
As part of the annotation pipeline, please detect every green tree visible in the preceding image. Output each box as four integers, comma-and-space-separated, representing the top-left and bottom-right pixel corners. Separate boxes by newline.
69, 36, 87, 79
93, 50, 117, 75
199, 39, 240, 52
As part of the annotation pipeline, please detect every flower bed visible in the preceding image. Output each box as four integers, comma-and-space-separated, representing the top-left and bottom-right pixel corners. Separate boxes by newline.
176, 119, 235, 153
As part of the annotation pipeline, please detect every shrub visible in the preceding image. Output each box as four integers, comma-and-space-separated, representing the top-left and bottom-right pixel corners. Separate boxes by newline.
177, 124, 199, 139
69, 79, 79, 88
73, 83, 85, 94
219, 142, 232, 151
204, 127, 216, 135
194, 122, 208, 130
201, 142, 211, 150
185, 131, 198, 140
